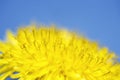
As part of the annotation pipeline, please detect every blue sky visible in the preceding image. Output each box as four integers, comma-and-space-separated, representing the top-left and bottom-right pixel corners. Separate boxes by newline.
0, 0, 120, 56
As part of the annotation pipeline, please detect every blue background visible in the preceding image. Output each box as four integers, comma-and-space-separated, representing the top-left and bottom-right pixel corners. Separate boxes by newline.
0, 0, 120, 79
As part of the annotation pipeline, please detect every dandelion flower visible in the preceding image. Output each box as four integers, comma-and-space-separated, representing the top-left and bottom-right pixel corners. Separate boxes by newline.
0, 25, 120, 80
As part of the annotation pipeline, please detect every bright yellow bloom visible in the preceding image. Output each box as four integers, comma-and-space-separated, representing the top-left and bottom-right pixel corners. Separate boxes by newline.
0, 25, 120, 80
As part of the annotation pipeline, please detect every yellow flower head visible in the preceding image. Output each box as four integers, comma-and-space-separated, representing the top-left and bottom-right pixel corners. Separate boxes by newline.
0, 25, 120, 80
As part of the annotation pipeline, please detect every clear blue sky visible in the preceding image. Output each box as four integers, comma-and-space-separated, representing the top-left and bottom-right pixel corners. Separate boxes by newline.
0, 0, 120, 54
0, 0, 120, 79
0, 0, 120, 56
